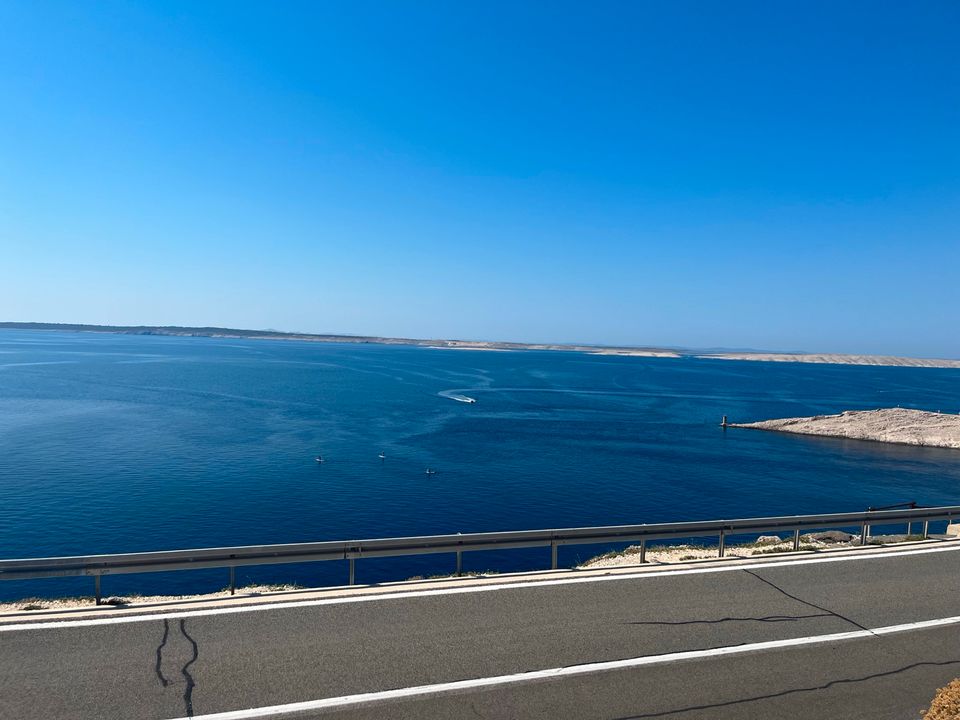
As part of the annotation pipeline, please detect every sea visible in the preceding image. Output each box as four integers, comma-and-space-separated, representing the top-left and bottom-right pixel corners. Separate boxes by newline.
2, 329, 959, 601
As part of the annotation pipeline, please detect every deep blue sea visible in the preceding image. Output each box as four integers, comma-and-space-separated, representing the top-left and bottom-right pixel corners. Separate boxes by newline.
2, 329, 959, 600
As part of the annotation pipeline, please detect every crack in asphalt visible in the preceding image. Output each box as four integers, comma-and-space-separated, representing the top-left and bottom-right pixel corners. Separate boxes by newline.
180, 619, 199, 718
155, 618, 199, 717
612, 659, 960, 718
743, 569, 872, 633
625, 613, 833, 627
155, 619, 171, 687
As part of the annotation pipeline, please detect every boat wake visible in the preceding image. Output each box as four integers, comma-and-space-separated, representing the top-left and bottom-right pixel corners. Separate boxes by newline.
438, 390, 477, 404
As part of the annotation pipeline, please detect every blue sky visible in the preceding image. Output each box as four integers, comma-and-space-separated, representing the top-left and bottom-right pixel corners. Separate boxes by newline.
1, 2, 958, 356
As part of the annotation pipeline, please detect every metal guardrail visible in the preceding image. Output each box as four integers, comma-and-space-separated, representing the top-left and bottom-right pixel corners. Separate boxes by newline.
2, 505, 957, 604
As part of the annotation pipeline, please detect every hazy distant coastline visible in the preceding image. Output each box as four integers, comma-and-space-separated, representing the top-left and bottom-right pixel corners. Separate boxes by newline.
0, 322, 679, 358
3, 323, 957, 367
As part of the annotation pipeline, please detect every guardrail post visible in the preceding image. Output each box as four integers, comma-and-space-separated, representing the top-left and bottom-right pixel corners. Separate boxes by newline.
9, 505, 960, 601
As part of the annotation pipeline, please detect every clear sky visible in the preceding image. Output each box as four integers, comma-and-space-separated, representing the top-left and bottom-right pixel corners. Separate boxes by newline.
1, 2, 958, 356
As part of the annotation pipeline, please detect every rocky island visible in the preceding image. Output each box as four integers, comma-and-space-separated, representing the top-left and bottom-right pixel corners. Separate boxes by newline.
700, 352, 960, 369
729, 408, 960, 449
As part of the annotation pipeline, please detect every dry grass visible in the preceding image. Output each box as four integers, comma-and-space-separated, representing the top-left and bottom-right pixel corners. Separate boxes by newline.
406, 570, 499, 581
753, 544, 819, 555
924, 678, 960, 719
0, 584, 305, 614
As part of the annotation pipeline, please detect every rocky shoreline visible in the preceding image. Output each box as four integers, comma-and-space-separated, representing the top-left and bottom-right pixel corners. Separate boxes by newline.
728, 408, 960, 450
579, 531, 948, 569
700, 352, 960, 369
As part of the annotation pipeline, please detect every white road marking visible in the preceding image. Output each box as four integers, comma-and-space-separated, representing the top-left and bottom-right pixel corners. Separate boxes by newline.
164, 613, 960, 719
2, 542, 958, 632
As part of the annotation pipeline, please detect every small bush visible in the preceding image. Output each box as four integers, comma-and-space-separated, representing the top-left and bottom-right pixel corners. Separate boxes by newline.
429, 571, 489, 579
590, 545, 648, 561
241, 583, 304, 593
406, 571, 497, 581
592, 551, 622, 562
217, 583, 305, 595
752, 544, 817, 555
923, 677, 960, 719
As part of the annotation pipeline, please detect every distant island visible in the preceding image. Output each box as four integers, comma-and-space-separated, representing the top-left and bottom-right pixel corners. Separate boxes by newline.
0, 322, 679, 358
3, 323, 959, 368
729, 408, 960, 449
699, 351, 960, 369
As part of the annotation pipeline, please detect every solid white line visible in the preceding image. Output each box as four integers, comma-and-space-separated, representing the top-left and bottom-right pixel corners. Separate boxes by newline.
3, 542, 958, 632
163, 613, 960, 719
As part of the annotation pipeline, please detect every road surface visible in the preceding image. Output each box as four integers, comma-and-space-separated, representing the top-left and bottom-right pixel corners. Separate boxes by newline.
2, 543, 959, 719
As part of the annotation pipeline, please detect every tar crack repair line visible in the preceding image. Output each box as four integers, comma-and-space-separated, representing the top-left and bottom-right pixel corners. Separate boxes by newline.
614, 659, 960, 719
180, 619, 199, 717
156, 619, 170, 687
743, 569, 872, 634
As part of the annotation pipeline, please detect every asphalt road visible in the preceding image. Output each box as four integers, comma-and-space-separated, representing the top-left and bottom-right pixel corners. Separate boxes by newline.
2, 545, 960, 719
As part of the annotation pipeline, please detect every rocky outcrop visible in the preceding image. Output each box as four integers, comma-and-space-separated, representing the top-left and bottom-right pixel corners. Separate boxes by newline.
729, 408, 960, 450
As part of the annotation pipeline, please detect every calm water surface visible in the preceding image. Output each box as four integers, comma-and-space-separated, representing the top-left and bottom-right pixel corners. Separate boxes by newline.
2, 330, 958, 599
